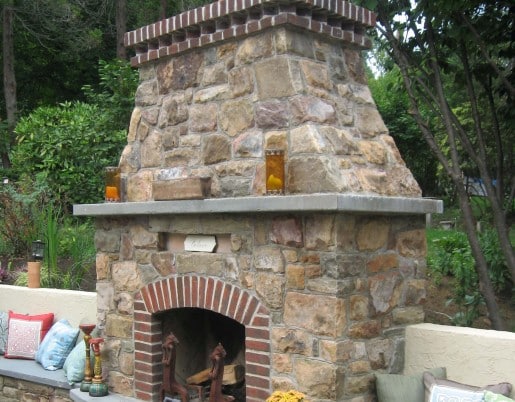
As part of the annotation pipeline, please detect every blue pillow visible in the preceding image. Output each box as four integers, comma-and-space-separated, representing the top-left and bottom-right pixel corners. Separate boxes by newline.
35, 319, 79, 370
0, 311, 8, 354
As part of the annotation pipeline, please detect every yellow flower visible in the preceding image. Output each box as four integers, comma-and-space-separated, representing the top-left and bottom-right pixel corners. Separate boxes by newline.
266, 390, 308, 402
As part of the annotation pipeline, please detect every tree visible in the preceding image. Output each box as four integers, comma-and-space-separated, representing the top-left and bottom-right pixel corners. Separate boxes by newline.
116, 0, 127, 59
369, 69, 440, 196
1, 0, 117, 169
2, 1, 16, 169
360, 0, 514, 330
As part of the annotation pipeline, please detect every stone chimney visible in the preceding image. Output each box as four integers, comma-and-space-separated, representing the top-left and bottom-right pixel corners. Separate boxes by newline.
121, 0, 421, 201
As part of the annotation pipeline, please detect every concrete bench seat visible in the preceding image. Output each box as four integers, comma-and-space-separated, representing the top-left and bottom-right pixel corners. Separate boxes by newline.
0, 356, 72, 389
0, 357, 140, 402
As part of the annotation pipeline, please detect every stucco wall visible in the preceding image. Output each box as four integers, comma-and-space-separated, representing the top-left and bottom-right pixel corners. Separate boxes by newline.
404, 323, 515, 397
0, 284, 96, 328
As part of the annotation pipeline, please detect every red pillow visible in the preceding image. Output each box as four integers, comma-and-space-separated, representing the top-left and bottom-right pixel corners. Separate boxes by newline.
4, 311, 54, 359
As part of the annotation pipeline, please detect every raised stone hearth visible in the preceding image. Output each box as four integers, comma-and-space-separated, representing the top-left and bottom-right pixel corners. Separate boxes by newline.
74, 1, 442, 401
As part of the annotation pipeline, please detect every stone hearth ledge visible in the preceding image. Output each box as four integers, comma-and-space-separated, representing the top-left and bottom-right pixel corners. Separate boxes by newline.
70, 388, 140, 402
73, 193, 442, 216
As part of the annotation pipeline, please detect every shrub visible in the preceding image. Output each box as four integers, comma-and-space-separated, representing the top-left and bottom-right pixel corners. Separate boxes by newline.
58, 218, 96, 290
0, 176, 51, 257
428, 230, 476, 300
14, 217, 95, 290
427, 227, 511, 325
82, 59, 138, 133
11, 101, 126, 209
11, 58, 137, 210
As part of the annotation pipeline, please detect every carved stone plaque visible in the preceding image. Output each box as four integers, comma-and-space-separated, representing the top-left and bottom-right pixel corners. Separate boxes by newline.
184, 235, 217, 252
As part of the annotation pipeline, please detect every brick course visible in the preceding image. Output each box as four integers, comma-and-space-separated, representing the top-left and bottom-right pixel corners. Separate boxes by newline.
124, 0, 375, 67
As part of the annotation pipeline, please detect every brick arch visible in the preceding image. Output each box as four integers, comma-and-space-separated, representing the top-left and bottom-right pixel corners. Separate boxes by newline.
133, 275, 271, 402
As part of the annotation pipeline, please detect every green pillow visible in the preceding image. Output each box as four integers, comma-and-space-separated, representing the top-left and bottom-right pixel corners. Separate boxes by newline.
483, 391, 514, 402
63, 339, 95, 384
376, 367, 446, 402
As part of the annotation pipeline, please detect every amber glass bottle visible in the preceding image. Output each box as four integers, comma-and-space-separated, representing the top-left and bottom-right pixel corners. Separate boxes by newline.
265, 149, 285, 195
104, 167, 121, 202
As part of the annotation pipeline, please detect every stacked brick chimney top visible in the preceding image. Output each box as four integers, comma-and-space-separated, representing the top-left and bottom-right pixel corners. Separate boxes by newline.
124, 0, 376, 67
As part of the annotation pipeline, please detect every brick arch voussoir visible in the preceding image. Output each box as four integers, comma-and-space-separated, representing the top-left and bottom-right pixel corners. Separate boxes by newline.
138, 275, 268, 326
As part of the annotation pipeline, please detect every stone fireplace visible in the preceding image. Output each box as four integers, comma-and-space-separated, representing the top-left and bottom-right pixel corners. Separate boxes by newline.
74, 1, 442, 401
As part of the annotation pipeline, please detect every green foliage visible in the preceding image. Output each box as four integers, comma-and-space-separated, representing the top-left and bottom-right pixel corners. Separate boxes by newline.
14, 217, 95, 290
428, 227, 511, 326
57, 219, 96, 290
369, 68, 440, 196
428, 230, 476, 300
82, 59, 139, 132
11, 101, 126, 209
43, 204, 60, 288
6, 0, 116, 119
0, 176, 51, 257
11, 59, 137, 209
445, 292, 485, 327
480, 229, 511, 293
15, 264, 62, 288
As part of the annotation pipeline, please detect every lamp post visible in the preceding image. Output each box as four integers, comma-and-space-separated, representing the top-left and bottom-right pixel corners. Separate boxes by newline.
27, 240, 44, 288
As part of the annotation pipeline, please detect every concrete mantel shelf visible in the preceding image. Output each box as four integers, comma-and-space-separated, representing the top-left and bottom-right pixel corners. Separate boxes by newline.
74, 193, 443, 217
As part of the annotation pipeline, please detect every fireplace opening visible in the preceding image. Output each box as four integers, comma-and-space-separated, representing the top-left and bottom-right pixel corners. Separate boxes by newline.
159, 307, 246, 401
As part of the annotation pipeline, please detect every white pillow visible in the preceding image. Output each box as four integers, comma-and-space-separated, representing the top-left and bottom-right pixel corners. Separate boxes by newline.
429, 384, 484, 402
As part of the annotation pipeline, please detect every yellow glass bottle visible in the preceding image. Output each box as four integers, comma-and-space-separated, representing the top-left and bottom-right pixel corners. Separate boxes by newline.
265, 149, 285, 195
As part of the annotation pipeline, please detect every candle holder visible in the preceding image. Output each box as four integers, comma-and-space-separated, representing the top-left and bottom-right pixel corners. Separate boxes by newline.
105, 166, 121, 202
89, 337, 109, 397
79, 324, 96, 392
265, 149, 285, 195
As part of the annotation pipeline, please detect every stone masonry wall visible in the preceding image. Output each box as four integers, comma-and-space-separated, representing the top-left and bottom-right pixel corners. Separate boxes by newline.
0, 375, 72, 402
121, 25, 421, 201
94, 211, 427, 401
91, 2, 430, 401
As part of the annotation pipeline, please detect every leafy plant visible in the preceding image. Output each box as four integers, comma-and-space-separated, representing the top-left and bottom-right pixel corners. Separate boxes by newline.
12, 101, 126, 209
0, 176, 51, 257
480, 229, 511, 293
445, 292, 485, 327
58, 218, 96, 290
43, 204, 60, 288
427, 227, 511, 326
82, 59, 139, 132
11, 58, 136, 211
428, 230, 476, 301
13, 216, 95, 290
14, 264, 62, 288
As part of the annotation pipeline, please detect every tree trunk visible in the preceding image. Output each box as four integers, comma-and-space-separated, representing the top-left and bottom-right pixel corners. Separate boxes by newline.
2, 2, 16, 169
115, 0, 127, 60
455, 183, 506, 331
160, 0, 167, 19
